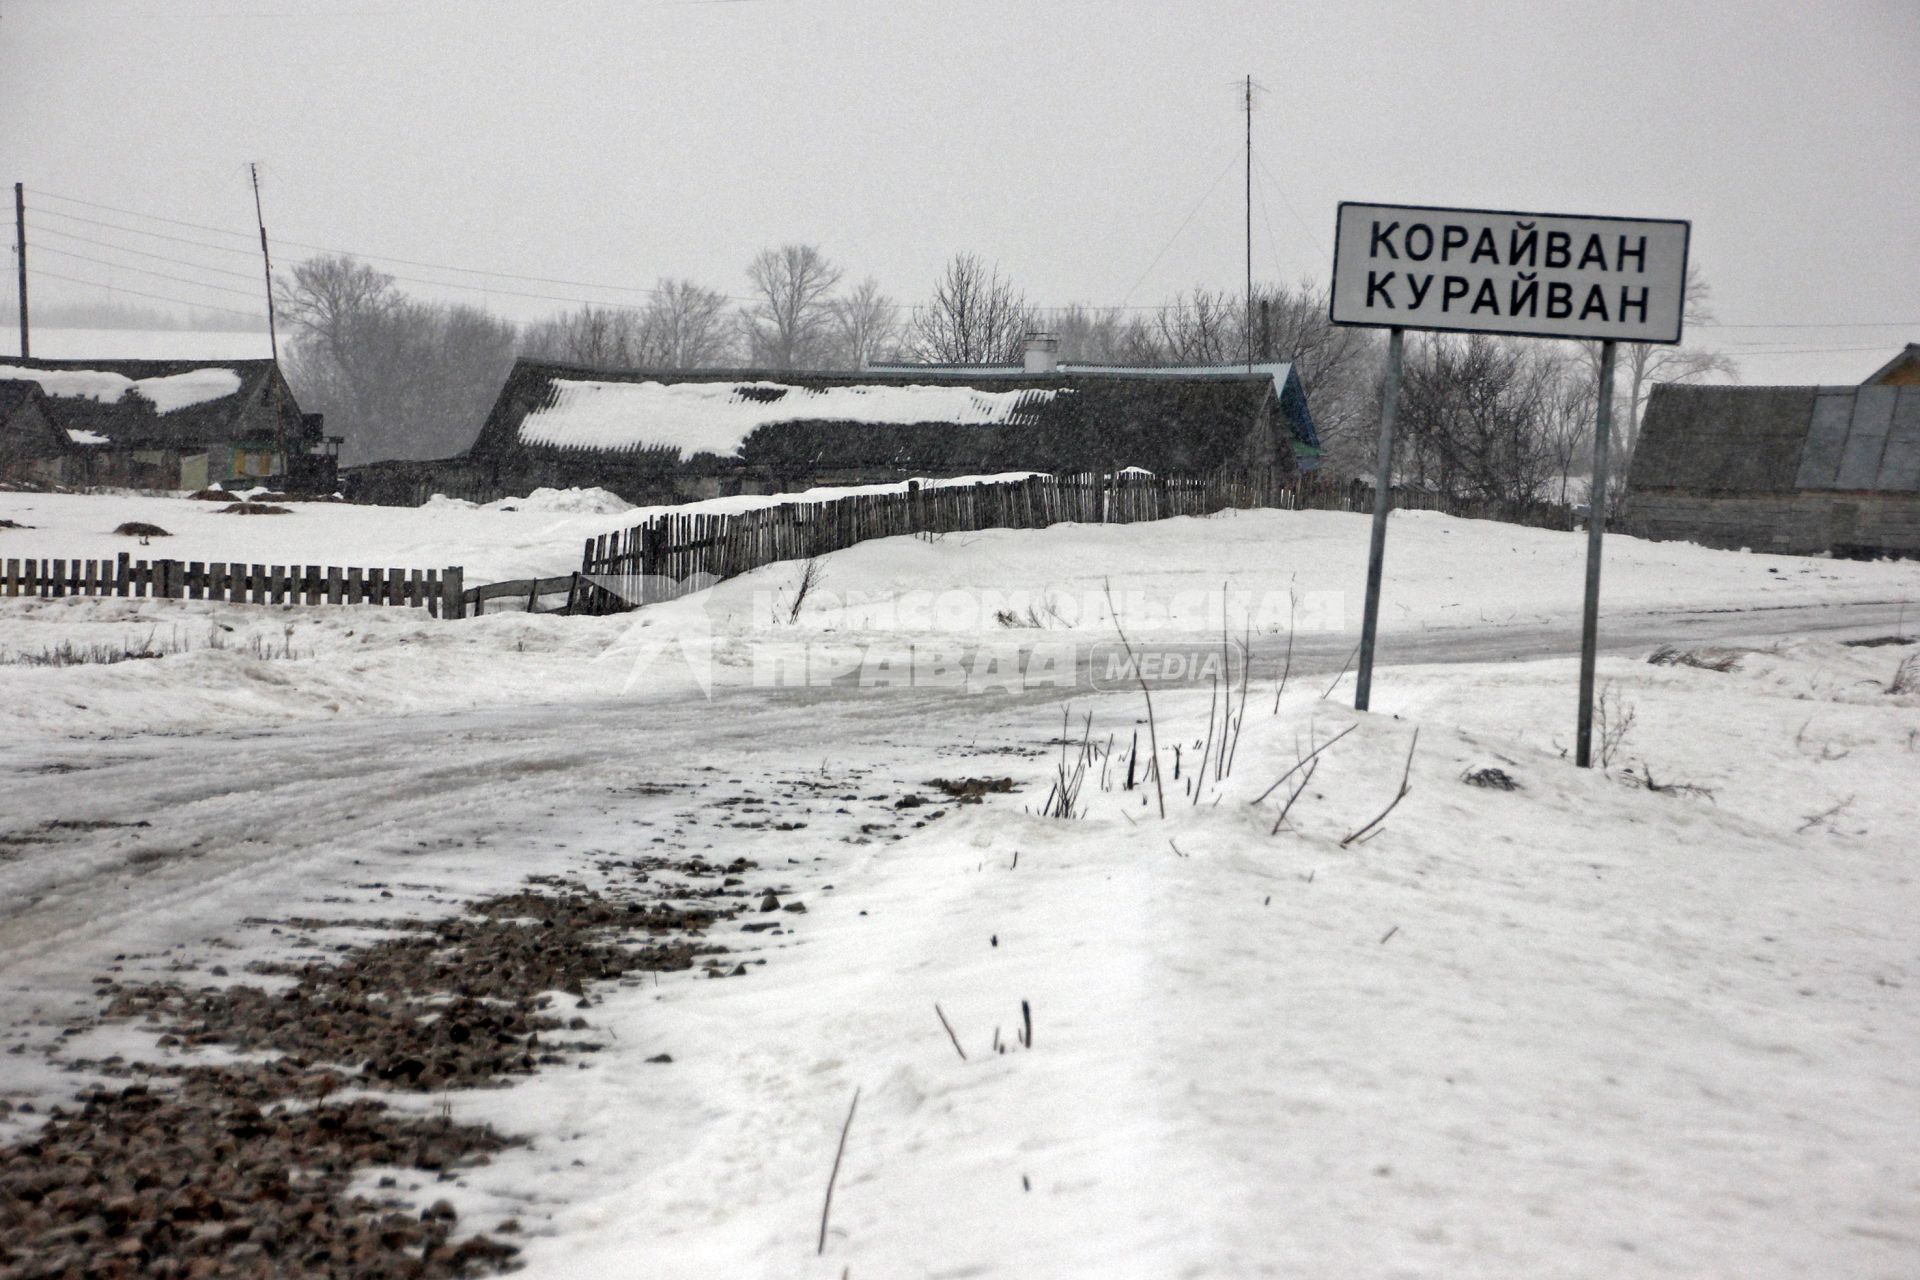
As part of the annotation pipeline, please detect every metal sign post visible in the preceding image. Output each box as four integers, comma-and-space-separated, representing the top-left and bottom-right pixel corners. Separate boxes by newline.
1328, 200, 1688, 728
1575, 341, 1617, 767
1354, 327, 1404, 712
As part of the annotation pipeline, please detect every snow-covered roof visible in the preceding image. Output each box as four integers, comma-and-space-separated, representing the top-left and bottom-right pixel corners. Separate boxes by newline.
67, 428, 111, 446
0, 364, 243, 414
517, 379, 1066, 456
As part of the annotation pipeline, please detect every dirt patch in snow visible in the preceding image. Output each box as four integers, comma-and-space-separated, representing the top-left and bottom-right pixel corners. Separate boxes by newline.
3, 857, 753, 1278
0, 1066, 520, 1279
928, 776, 1016, 803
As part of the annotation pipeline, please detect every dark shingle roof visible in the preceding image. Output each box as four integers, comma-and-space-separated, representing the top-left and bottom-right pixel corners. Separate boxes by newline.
0, 378, 48, 417
466, 361, 1291, 476
1632, 383, 1920, 495
0, 358, 284, 448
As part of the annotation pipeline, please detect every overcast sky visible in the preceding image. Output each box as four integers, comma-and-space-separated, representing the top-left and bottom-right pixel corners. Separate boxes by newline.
4, 0, 1915, 382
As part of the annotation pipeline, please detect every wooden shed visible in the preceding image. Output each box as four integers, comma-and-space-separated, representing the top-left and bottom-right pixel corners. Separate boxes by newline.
0, 357, 335, 492
1623, 352, 1920, 557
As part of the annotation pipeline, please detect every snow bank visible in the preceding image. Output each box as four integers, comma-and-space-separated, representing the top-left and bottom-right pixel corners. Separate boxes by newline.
431, 642, 1920, 1279
518, 379, 1063, 456
480, 486, 633, 515
0, 364, 243, 413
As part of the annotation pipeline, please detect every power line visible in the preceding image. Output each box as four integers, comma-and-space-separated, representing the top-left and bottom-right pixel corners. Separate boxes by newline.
30, 245, 266, 298
21, 188, 1920, 331
21, 267, 267, 320
272, 236, 722, 300
32, 227, 265, 280
1696, 320, 1917, 330
26, 187, 258, 241
29, 207, 263, 258
1722, 344, 1898, 355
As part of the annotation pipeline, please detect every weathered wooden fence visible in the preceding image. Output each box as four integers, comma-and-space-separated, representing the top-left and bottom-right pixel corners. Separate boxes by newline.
572, 468, 1578, 615
1, 554, 466, 617
572, 469, 1290, 614
1281, 475, 1579, 529
461, 574, 578, 617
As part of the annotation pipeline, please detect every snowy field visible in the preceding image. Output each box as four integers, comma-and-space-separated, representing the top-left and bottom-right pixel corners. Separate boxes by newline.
0, 327, 273, 361
0, 477, 1043, 585
1, 495, 1918, 1277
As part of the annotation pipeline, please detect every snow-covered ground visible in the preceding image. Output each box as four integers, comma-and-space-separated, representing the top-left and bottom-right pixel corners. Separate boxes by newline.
0, 476, 1041, 584
463, 643, 1920, 1279
3, 495, 1916, 739
2, 495, 1917, 1277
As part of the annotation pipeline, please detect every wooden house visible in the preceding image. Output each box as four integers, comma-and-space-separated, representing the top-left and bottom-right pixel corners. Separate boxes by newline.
1623, 348, 1920, 557
0, 357, 337, 492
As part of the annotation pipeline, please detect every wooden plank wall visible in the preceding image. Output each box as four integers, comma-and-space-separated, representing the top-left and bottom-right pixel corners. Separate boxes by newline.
0, 553, 465, 618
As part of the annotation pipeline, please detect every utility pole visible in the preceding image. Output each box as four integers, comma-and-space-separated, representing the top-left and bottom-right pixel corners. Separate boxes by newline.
1244, 74, 1254, 371
13, 182, 27, 358
249, 163, 279, 362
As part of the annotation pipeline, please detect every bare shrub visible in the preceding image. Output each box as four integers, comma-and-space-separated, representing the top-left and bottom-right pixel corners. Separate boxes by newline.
1040, 708, 1095, 819
1648, 645, 1740, 673
1887, 653, 1919, 696
785, 556, 825, 624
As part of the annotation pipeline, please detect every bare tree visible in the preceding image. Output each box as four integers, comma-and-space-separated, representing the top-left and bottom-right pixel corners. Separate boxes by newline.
827, 277, 899, 370
1155, 289, 1239, 364
1247, 280, 1381, 473
519, 304, 641, 368
1051, 304, 1163, 365
1398, 333, 1562, 514
742, 243, 842, 369
910, 253, 1031, 364
1537, 350, 1595, 506
1582, 265, 1737, 459
276, 255, 398, 417
279, 255, 516, 462
638, 279, 736, 368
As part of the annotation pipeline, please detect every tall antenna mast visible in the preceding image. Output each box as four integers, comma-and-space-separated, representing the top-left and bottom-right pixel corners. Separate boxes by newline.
13, 183, 27, 359
1244, 74, 1254, 371
250, 163, 279, 361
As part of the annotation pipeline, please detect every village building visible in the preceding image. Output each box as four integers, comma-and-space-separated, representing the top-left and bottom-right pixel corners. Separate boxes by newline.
1623, 345, 1920, 557
867, 336, 1324, 470
0, 357, 337, 492
346, 351, 1307, 506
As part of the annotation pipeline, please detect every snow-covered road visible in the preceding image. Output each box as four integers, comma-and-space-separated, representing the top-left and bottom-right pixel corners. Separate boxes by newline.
1, 595, 1905, 984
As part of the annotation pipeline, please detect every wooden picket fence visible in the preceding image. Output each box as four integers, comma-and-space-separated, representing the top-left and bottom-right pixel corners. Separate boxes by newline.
1, 553, 467, 618
571, 468, 1297, 614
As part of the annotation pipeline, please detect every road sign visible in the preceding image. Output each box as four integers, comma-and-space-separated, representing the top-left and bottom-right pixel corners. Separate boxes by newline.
1330, 201, 1690, 344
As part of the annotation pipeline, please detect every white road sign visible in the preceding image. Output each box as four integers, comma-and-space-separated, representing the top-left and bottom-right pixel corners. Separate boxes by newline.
1330, 202, 1691, 344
